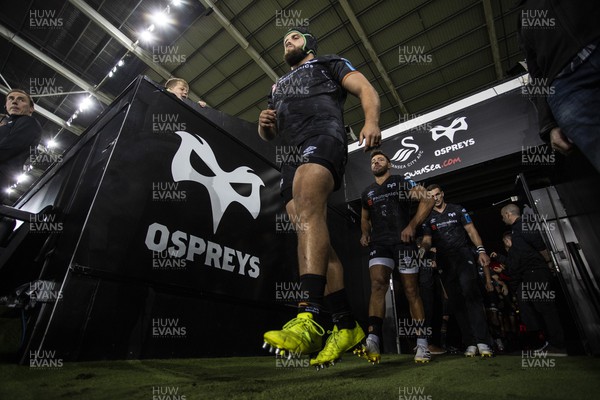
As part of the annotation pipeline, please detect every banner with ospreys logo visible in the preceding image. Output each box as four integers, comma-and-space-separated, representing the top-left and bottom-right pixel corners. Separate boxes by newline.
68, 80, 291, 303
344, 89, 543, 201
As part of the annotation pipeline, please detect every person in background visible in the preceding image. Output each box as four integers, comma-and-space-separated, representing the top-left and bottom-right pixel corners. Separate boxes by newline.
499, 204, 567, 356
0, 89, 42, 203
164, 78, 207, 108
518, 0, 600, 172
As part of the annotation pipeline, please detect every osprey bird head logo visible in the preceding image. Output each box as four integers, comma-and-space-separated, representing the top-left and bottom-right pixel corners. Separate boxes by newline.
171, 131, 265, 234
430, 117, 468, 143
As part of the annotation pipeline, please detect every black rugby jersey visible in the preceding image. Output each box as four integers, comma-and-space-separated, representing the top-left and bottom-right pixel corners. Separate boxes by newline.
361, 175, 417, 245
268, 54, 358, 146
422, 203, 473, 254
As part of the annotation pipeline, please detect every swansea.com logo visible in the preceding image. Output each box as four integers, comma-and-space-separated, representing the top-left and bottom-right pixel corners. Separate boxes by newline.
171, 131, 265, 234
430, 117, 468, 143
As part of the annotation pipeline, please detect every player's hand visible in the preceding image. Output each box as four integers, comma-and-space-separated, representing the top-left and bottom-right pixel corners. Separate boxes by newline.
490, 251, 498, 258
259, 109, 277, 129
485, 280, 494, 292
550, 127, 573, 155
198, 100, 207, 108
360, 234, 370, 247
359, 121, 381, 151
478, 252, 490, 267
400, 225, 415, 243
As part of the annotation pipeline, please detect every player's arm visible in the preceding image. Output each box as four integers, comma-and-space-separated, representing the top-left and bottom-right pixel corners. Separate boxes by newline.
258, 109, 278, 141
360, 207, 371, 247
342, 72, 381, 150
464, 222, 492, 289
401, 185, 434, 243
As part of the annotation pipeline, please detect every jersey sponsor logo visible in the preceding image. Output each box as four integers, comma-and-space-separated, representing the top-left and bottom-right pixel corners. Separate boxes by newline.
448, 212, 456, 217
430, 117, 468, 143
387, 182, 397, 189
172, 131, 265, 234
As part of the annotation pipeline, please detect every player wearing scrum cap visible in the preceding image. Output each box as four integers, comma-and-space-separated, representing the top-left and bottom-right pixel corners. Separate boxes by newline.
258, 27, 381, 368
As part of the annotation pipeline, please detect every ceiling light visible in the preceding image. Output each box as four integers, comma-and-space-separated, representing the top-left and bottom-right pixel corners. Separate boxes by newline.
140, 30, 154, 42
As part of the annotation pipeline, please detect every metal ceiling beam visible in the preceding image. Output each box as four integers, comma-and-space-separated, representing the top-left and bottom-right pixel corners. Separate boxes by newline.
482, 0, 504, 80
68, 0, 174, 82
0, 84, 84, 135
197, 0, 279, 82
0, 23, 113, 105
339, 0, 409, 116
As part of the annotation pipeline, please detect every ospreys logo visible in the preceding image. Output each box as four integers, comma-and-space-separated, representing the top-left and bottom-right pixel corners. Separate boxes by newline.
171, 131, 265, 234
430, 117, 468, 143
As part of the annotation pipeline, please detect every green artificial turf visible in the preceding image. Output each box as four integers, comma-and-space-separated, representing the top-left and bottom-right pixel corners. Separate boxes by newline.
1, 353, 599, 400
2, 309, 599, 399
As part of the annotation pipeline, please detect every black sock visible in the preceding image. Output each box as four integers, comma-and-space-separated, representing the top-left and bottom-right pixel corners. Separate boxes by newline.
325, 289, 355, 329
298, 274, 326, 315
368, 316, 384, 339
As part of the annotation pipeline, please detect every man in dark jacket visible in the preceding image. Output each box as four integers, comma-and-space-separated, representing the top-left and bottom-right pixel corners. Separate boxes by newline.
0, 89, 42, 202
500, 203, 567, 356
518, 0, 600, 172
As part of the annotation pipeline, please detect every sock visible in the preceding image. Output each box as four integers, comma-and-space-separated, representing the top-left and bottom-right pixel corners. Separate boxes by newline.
368, 316, 384, 340
298, 274, 326, 315
367, 333, 380, 345
325, 289, 355, 329
417, 337, 428, 347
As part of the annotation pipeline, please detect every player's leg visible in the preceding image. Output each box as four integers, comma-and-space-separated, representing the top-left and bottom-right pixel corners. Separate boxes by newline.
310, 248, 365, 368
355, 250, 393, 364
400, 272, 431, 362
